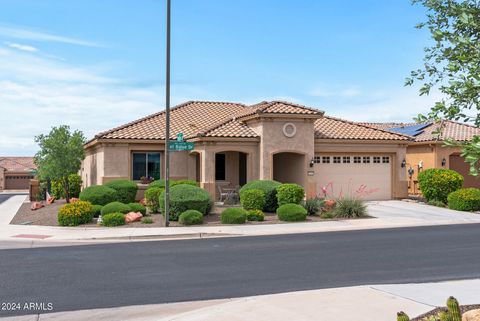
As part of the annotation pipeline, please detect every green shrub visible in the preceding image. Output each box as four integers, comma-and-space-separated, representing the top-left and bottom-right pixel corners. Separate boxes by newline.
239, 180, 282, 212
171, 180, 198, 187
221, 208, 247, 224
320, 211, 335, 219
58, 200, 94, 226
79, 185, 117, 206
240, 189, 265, 210
332, 198, 367, 218
148, 179, 198, 190
104, 179, 138, 204
302, 197, 325, 215
447, 188, 480, 211
277, 183, 305, 206
102, 213, 126, 227
128, 202, 146, 215
418, 168, 463, 203
51, 174, 83, 199
91, 204, 103, 218
179, 210, 204, 225
246, 209, 265, 221
101, 202, 132, 215
276, 203, 307, 222
141, 217, 153, 224
159, 184, 212, 221
145, 187, 164, 213
427, 199, 446, 207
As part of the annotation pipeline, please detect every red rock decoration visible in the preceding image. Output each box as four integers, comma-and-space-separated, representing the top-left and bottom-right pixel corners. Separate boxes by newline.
125, 212, 143, 223
46, 196, 55, 205
139, 198, 147, 206
69, 198, 80, 203
30, 202, 44, 211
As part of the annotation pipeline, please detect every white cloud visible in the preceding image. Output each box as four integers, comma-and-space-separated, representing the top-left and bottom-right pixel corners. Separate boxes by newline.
5, 42, 38, 52
309, 85, 362, 98
0, 25, 102, 47
0, 47, 209, 156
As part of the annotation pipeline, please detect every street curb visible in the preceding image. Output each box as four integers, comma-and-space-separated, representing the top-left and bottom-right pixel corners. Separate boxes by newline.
80, 232, 241, 242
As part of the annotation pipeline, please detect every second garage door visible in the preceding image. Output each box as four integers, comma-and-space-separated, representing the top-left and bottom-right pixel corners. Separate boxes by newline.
315, 155, 392, 201
5, 175, 33, 190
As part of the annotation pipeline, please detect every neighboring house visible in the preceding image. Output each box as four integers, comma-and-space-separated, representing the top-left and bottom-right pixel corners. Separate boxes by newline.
361, 120, 480, 194
82, 101, 410, 201
0, 157, 36, 191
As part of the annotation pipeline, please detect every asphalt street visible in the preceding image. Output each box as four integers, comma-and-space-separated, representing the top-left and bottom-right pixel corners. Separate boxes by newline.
0, 194, 13, 205
1, 223, 480, 316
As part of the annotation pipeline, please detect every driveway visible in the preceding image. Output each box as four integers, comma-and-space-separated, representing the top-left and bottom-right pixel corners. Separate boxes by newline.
367, 200, 480, 223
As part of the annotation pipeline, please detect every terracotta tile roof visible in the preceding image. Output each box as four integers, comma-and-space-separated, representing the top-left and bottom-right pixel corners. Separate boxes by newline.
0, 157, 36, 172
95, 101, 248, 140
414, 120, 480, 142
202, 119, 258, 138
361, 120, 480, 142
237, 101, 323, 119
314, 116, 411, 141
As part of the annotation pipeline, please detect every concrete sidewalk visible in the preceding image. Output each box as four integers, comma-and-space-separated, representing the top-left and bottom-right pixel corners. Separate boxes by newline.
2, 279, 478, 321
1, 196, 480, 245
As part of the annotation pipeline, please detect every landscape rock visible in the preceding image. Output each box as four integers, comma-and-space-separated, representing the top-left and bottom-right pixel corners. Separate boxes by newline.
70, 198, 80, 203
125, 212, 143, 223
46, 196, 55, 205
463, 309, 480, 321
30, 202, 44, 211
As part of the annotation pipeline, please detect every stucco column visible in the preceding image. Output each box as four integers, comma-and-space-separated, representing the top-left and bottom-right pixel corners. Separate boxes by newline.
200, 149, 216, 200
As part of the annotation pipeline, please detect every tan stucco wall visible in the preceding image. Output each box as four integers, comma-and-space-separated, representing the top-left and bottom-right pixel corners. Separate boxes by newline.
405, 144, 463, 194
0, 167, 5, 190
248, 117, 316, 196
314, 141, 408, 199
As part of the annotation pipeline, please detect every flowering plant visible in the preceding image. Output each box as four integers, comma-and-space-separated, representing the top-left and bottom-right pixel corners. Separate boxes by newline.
140, 176, 154, 184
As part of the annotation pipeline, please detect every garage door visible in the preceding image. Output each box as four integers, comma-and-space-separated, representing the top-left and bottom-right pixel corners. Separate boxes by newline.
5, 175, 33, 190
315, 155, 392, 201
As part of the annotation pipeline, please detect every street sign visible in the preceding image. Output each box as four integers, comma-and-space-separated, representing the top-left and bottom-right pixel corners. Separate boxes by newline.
168, 133, 194, 151
168, 141, 194, 151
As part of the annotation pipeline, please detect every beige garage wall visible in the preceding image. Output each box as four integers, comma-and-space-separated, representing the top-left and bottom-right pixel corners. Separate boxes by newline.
314, 141, 408, 199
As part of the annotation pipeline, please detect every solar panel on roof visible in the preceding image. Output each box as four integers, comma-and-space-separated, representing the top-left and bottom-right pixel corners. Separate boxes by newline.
387, 123, 431, 136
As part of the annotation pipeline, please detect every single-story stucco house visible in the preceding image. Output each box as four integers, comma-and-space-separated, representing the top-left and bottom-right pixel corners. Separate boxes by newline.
82, 101, 411, 201
361, 120, 480, 194
0, 157, 36, 191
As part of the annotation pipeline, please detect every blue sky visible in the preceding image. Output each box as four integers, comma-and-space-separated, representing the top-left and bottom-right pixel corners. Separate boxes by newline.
0, 0, 438, 155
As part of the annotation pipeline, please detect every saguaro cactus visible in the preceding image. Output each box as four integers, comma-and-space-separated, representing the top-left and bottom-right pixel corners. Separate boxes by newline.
397, 311, 410, 321
439, 308, 453, 321
446, 296, 462, 321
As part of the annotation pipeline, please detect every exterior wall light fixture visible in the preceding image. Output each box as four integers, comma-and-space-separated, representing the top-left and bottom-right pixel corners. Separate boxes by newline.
441, 158, 446, 167
401, 159, 406, 168
309, 158, 315, 168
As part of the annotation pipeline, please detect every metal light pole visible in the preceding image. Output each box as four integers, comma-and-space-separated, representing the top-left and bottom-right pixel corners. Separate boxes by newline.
164, 0, 171, 227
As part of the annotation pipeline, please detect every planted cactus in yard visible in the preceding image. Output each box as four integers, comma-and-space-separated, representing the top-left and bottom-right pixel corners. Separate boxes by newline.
446, 297, 461, 321
438, 308, 453, 321
397, 311, 410, 321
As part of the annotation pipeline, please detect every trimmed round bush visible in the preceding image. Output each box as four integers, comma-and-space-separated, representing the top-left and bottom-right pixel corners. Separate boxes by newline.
240, 189, 265, 210
79, 185, 117, 206
101, 202, 132, 216
448, 188, 480, 211
418, 169, 463, 203
92, 204, 103, 218
221, 208, 247, 224
276, 203, 307, 222
179, 210, 204, 225
128, 202, 146, 215
58, 200, 94, 226
104, 179, 138, 204
102, 213, 126, 227
159, 184, 212, 221
239, 180, 282, 212
246, 209, 265, 221
148, 179, 198, 190
277, 183, 305, 206
171, 180, 198, 187
145, 187, 164, 213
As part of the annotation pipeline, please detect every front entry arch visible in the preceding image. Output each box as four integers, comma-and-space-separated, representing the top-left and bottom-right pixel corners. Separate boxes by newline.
272, 152, 306, 186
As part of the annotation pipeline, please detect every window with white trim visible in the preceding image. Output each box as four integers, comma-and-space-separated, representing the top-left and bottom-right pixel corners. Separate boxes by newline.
343, 156, 350, 163
363, 156, 370, 163
313, 156, 321, 164
373, 156, 381, 163
333, 156, 341, 163
353, 156, 361, 163
322, 156, 330, 164
382, 156, 390, 164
